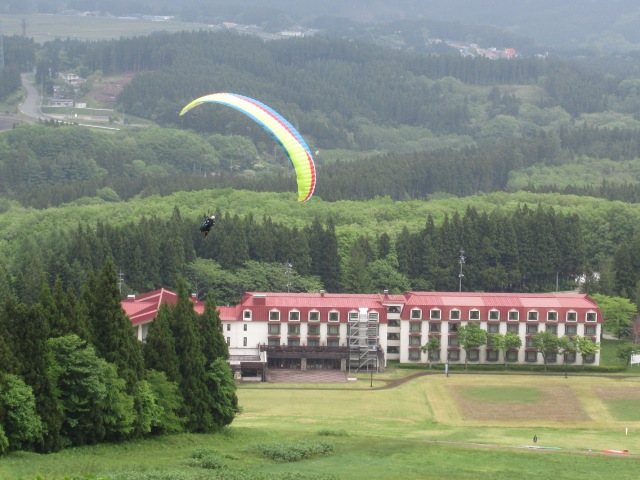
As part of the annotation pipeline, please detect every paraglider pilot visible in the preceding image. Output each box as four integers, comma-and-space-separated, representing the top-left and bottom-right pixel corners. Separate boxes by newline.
200, 214, 216, 237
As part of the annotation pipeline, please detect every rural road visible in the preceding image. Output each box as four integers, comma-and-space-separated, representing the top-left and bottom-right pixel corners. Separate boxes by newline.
19, 73, 43, 119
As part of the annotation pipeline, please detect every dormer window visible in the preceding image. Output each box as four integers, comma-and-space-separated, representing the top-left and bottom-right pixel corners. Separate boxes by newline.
527, 311, 538, 321
411, 309, 422, 320
269, 310, 280, 322
469, 309, 480, 321
430, 309, 441, 320
547, 311, 558, 322
449, 309, 460, 320
566, 311, 577, 322
508, 311, 519, 321
328, 311, 339, 322
243, 310, 252, 321
289, 310, 300, 321
489, 310, 499, 321
309, 311, 320, 322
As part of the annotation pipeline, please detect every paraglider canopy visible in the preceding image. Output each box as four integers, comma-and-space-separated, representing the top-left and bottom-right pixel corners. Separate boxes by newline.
180, 93, 316, 203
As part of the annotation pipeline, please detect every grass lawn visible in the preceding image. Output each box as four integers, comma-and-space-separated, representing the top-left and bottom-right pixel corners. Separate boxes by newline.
2, 372, 640, 479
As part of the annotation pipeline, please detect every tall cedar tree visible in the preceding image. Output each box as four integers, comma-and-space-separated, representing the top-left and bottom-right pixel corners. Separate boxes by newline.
89, 259, 145, 391
199, 293, 229, 366
200, 293, 238, 429
171, 280, 216, 432
143, 303, 180, 383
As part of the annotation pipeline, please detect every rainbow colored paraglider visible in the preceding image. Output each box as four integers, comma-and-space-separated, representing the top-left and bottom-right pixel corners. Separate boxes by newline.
180, 93, 316, 203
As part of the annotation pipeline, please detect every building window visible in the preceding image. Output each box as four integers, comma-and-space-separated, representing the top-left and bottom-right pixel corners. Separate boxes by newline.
388, 319, 400, 327
525, 351, 537, 362
526, 337, 535, 348
429, 350, 440, 361
565, 352, 577, 363
268, 324, 281, 335
268, 338, 279, 346
387, 306, 401, 314
327, 325, 340, 335
449, 336, 459, 347
508, 311, 519, 321
585, 325, 597, 336
328, 311, 339, 322
226, 324, 231, 331
243, 324, 248, 331
408, 349, 421, 361
308, 339, 320, 347
547, 311, 558, 322
507, 323, 519, 334
388, 332, 400, 340
449, 323, 459, 333
528, 311, 538, 321
566, 311, 577, 322
450, 309, 461, 320
488, 323, 499, 333
546, 324, 558, 336
289, 311, 300, 321
526, 324, 538, 335
327, 339, 340, 347
387, 346, 399, 354
288, 324, 300, 335
565, 325, 577, 336
584, 354, 596, 364
410, 322, 422, 333
349, 312, 359, 322
409, 336, 421, 346
506, 350, 518, 362
546, 352, 557, 363
430, 309, 441, 320
243, 310, 252, 321
226, 337, 230, 345
243, 337, 247, 347
448, 350, 460, 361
486, 350, 499, 362
467, 350, 480, 362
489, 310, 500, 321
586, 312, 597, 322
309, 311, 320, 322
288, 339, 300, 347
269, 310, 280, 321
369, 312, 379, 322
411, 309, 422, 320
307, 324, 320, 336
429, 323, 441, 333
469, 309, 480, 321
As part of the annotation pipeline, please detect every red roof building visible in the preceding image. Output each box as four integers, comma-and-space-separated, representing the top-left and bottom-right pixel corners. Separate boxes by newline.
123, 289, 602, 373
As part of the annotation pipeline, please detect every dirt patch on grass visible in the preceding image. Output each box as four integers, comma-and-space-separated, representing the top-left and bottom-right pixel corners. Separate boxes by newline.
448, 384, 590, 422
89, 73, 135, 106
593, 386, 640, 401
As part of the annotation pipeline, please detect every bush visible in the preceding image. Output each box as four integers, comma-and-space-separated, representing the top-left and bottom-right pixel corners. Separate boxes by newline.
246, 440, 334, 463
186, 446, 226, 470
317, 429, 348, 437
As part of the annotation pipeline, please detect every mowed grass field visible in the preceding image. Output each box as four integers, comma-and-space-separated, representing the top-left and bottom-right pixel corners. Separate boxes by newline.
2, 371, 640, 479
0, 14, 215, 43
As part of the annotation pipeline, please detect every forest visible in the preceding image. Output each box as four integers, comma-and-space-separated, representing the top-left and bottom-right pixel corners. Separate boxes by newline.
2, 15, 640, 456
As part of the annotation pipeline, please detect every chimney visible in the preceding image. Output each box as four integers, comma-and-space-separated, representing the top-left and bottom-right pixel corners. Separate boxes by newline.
320, 290, 325, 297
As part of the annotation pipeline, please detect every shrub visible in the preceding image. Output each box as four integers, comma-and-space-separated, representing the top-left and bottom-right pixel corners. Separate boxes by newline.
246, 440, 333, 463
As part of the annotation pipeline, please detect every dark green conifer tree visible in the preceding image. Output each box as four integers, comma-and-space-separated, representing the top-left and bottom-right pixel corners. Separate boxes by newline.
143, 304, 180, 383
199, 293, 229, 364
89, 259, 145, 391
171, 279, 215, 432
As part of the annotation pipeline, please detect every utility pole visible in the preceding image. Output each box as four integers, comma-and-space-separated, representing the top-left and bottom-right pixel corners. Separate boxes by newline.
458, 249, 465, 292
0, 21, 4, 69
118, 270, 125, 296
285, 262, 292, 292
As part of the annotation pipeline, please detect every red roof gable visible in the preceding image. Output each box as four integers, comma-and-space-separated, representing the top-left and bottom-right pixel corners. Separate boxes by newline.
122, 288, 206, 326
